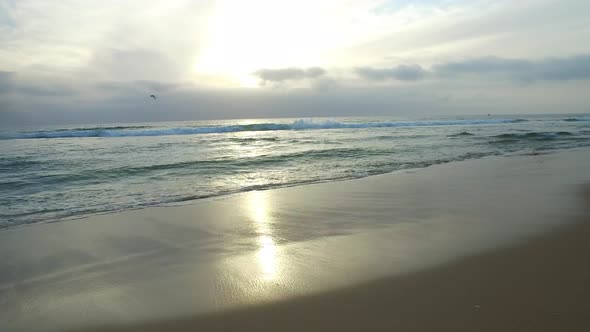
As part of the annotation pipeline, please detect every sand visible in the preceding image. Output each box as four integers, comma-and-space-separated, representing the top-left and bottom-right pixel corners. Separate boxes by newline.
0, 148, 589, 332
79, 202, 590, 332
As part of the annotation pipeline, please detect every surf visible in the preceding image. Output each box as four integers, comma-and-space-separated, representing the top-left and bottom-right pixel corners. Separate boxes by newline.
1, 118, 524, 140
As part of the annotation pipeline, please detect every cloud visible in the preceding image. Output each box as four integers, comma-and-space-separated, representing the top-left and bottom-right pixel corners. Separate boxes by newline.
356, 55, 590, 83
356, 64, 427, 81
253, 67, 326, 83
3, 74, 590, 126
0, 84, 463, 125
0, 71, 77, 96
434, 57, 532, 75
0, 71, 13, 93
89, 48, 185, 82
0, 0, 212, 82
434, 55, 590, 81
348, 1, 590, 65
96, 80, 185, 95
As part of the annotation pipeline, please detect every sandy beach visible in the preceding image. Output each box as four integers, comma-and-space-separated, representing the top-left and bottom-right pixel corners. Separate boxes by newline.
1, 148, 589, 332
80, 200, 590, 332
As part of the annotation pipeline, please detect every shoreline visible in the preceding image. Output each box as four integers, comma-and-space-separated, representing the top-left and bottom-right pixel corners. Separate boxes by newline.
4, 146, 583, 230
0, 155, 488, 231
1, 147, 589, 331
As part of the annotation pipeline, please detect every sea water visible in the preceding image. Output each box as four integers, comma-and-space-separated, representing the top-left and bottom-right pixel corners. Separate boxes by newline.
1, 114, 589, 227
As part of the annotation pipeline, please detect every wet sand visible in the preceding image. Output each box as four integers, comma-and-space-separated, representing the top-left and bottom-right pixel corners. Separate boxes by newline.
1, 148, 589, 332
80, 200, 590, 332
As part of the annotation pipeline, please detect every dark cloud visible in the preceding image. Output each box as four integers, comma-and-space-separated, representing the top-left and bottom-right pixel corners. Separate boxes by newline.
434, 57, 532, 75
357, 55, 590, 83
0, 71, 75, 96
4, 78, 590, 126
434, 55, 590, 81
253, 67, 326, 83
356, 64, 427, 81
2, 85, 456, 126
15, 84, 76, 96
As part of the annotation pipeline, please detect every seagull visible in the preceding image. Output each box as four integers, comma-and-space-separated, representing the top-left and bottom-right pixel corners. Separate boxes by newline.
149, 94, 157, 100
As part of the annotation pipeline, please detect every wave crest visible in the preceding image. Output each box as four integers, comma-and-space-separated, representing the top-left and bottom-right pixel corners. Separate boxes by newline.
1, 118, 523, 140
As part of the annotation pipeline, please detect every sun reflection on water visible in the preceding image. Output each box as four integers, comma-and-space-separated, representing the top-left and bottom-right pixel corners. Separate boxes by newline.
248, 191, 279, 280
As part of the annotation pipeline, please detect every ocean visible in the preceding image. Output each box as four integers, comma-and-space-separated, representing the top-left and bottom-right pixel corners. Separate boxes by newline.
1, 114, 589, 228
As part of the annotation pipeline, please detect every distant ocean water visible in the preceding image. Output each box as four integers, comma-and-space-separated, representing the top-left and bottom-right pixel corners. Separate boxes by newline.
1, 114, 589, 228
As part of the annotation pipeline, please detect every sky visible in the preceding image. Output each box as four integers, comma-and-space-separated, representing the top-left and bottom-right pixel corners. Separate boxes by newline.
1, 0, 590, 125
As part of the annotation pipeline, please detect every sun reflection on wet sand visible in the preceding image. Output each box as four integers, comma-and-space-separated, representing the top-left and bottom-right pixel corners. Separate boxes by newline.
248, 191, 279, 281
257, 235, 277, 279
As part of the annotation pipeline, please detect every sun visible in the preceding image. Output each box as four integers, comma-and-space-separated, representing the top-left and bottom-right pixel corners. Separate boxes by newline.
192, 0, 330, 88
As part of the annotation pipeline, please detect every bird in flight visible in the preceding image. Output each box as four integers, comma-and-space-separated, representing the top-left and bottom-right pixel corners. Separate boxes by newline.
149, 94, 157, 100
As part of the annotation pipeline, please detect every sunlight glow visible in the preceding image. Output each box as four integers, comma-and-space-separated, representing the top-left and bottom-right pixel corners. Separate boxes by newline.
193, 0, 373, 87
191, 0, 436, 87
195, 1, 322, 70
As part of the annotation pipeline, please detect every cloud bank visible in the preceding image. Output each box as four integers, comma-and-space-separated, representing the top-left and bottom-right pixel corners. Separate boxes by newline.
357, 55, 590, 82
356, 65, 427, 81
434, 55, 590, 81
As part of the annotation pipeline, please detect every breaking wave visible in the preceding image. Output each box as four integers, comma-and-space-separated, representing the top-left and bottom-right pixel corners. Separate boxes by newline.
563, 117, 590, 122
1, 118, 524, 140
